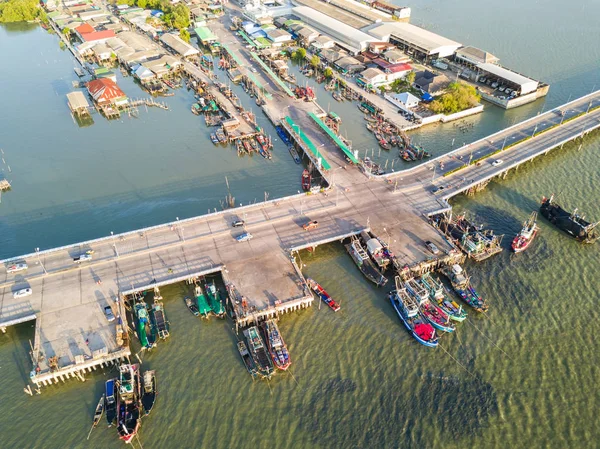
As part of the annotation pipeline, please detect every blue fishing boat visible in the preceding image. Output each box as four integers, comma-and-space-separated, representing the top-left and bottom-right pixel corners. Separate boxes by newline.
276, 126, 291, 146
389, 286, 438, 348
420, 273, 467, 322
405, 278, 455, 333
442, 264, 488, 312
288, 145, 301, 164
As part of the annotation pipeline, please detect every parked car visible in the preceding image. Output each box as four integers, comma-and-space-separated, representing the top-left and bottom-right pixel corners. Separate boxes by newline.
479, 76, 487, 83
236, 232, 253, 242
6, 263, 28, 274
232, 220, 245, 228
73, 253, 92, 263
302, 220, 319, 231
499, 86, 506, 92
505, 88, 512, 95
104, 306, 115, 322
425, 241, 440, 255
491, 82, 499, 88
491, 159, 504, 166
250, 67, 257, 73
13, 288, 32, 299
432, 186, 444, 194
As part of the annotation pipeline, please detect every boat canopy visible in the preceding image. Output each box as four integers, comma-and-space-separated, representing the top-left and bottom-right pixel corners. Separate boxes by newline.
451, 264, 463, 274
366, 238, 383, 255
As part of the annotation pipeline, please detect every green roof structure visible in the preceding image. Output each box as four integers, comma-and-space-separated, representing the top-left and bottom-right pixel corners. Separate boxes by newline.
284, 116, 332, 171
195, 26, 217, 44
308, 112, 358, 163
250, 52, 295, 98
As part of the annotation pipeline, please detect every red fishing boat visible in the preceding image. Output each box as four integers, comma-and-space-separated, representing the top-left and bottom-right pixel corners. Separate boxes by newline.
301, 169, 311, 191
262, 320, 291, 370
512, 212, 539, 253
307, 278, 340, 312
256, 134, 269, 153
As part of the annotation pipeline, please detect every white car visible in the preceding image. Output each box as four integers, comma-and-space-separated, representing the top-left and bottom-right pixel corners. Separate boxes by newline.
250, 67, 258, 73
491, 159, 504, 167
236, 232, 253, 242
13, 288, 33, 299
7, 263, 28, 273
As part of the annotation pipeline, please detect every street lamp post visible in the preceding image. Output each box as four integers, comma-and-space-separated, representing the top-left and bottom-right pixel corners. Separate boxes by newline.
111, 231, 120, 258
35, 247, 47, 275
531, 125, 538, 138
176, 217, 185, 242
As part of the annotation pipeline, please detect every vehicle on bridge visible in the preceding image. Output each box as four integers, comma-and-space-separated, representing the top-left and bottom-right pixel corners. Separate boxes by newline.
13, 288, 32, 299
6, 262, 28, 273
491, 159, 504, 166
425, 241, 440, 255
73, 253, 92, 263
104, 306, 115, 322
232, 219, 245, 228
236, 232, 253, 242
303, 220, 318, 231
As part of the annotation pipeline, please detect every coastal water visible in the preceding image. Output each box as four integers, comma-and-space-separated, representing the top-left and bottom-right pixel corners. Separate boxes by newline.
1, 0, 600, 447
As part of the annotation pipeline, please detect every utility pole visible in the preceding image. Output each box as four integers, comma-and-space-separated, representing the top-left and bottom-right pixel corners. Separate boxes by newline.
35, 247, 47, 275
176, 217, 185, 242
111, 231, 119, 258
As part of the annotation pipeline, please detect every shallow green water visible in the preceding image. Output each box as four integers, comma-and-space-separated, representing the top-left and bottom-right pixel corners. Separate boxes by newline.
1, 1, 600, 447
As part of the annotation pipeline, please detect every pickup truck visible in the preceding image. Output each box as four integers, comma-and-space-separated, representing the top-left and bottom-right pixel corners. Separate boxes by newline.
73, 254, 93, 263
303, 221, 319, 231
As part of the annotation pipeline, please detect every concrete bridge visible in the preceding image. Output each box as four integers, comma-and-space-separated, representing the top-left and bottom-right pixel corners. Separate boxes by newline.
2, 54, 599, 387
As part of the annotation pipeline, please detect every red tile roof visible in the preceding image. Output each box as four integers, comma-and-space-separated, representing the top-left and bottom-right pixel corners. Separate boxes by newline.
81, 30, 115, 42
87, 78, 126, 104
75, 23, 95, 34
388, 63, 412, 73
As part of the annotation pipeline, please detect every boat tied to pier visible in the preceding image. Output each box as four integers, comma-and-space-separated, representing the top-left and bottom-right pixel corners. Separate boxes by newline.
389, 285, 438, 348
345, 236, 388, 287
262, 320, 291, 370
512, 211, 539, 252
237, 341, 258, 377
105, 378, 117, 427
307, 278, 340, 312
195, 285, 212, 318
204, 281, 225, 317
134, 301, 154, 349
420, 273, 467, 322
243, 326, 274, 378
116, 364, 141, 443
141, 370, 157, 416
301, 169, 311, 191
442, 265, 488, 312
185, 297, 200, 316
540, 195, 598, 243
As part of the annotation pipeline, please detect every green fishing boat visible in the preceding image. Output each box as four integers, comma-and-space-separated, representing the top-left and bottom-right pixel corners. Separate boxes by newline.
204, 281, 225, 317
195, 285, 212, 318
134, 301, 154, 348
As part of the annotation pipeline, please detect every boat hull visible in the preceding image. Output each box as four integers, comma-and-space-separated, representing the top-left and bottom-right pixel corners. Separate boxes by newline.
390, 295, 438, 348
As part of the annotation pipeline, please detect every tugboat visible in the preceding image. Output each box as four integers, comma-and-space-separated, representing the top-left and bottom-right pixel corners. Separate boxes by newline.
540, 195, 598, 243
237, 341, 258, 377
442, 264, 488, 312
389, 286, 438, 348
141, 370, 157, 416
306, 278, 340, 312
116, 364, 141, 443
512, 211, 539, 252
262, 320, 291, 371
345, 236, 388, 287
301, 169, 311, 191
243, 326, 274, 378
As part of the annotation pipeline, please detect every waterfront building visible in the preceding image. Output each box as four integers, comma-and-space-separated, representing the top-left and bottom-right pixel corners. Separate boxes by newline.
87, 78, 128, 108
334, 56, 365, 74
454, 46, 499, 68
310, 34, 336, 50
160, 33, 200, 59
413, 70, 451, 95
386, 91, 420, 109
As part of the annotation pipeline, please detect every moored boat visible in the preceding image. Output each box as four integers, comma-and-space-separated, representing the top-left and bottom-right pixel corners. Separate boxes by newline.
345, 236, 387, 287
276, 126, 291, 146
306, 278, 340, 311
540, 195, 598, 243
378, 139, 391, 150
389, 286, 438, 348
185, 297, 200, 316
332, 91, 343, 102
420, 273, 467, 322
204, 281, 225, 317
105, 379, 117, 426
216, 129, 226, 143
141, 370, 157, 416
243, 326, 274, 378
301, 169, 311, 191
210, 133, 219, 144
92, 394, 105, 429
512, 211, 539, 252
442, 264, 488, 312
150, 300, 169, 340
116, 364, 141, 443
133, 301, 154, 349
288, 145, 301, 164
262, 320, 291, 370
195, 285, 212, 318
243, 139, 253, 154
237, 341, 258, 377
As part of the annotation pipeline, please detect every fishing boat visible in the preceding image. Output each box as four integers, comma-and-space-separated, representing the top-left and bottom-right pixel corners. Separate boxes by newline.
358, 103, 370, 114
306, 278, 340, 311
133, 301, 154, 349
332, 91, 343, 102
420, 274, 467, 322
540, 195, 598, 243
288, 145, 301, 164
243, 326, 274, 378
195, 285, 212, 318
216, 129, 227, 143
405, 276, 454, 330
116, 364, 141, 443
362, 157, 385, 175
361, 231, 391, 269
243, 139, 253, 154
150, 300, 169, 339
389, 286, 438, 348
185, 297, 200, 316
141, 370, 157, 416
249, 138, 258, 152
236, 139, 245, 155
92, 394, 105, 429
204, 281, 225, 317
256, 134, 269, 153
442, 264, 488, 312
105, 379, 117, 426
366, 123, 376, 132
345, 236, 387, 286
210, 133, 219, 145
512, 211, 539, 252
301, 169, 311, 191
262, 320, 291, 370
276, 126, 291, 146
191, 103, 201, 115
365, 115, 378, 124
237, 341, 258, 377
379, 139, 391, 150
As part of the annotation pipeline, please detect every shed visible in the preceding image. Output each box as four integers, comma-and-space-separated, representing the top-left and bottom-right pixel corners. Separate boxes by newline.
195, 26, 217, 44
66, 91, 90, 115
160, 33, 200, 58
394, 92, 420, 108
133, 65, 155, 81
476, 62, 538, 95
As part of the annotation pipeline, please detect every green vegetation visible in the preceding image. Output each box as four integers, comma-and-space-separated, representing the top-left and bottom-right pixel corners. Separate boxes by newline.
292, 47, 306, 63
323, 67, 333, 79
179, 28, 190, 43
406, 71, 416, 85
429, 82, 481, 115
62, 27, 70, 36
310, 54, 320, 68
110, 0, 190, 30
0, 0, 46, 23
390, 72, 419, 96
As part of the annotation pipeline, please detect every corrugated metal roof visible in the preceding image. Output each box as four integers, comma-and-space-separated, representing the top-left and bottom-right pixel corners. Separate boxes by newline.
367, 22, 461, 55
476, 63, 538, 93
66, 91, 90, 110
160, 33, 200, 57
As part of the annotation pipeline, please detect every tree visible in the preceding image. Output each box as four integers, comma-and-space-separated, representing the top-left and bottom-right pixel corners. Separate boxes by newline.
405, 70, 416, 85
429, 82, 480, 114
310, 54, 320, 68
179, 28, 190, 43
62, 27, 70, 36
0, 0, 46, 23
137, 0, 148, 8
171, 3, 190, 30
293, 47, 306, 62
323, 67, 333, 79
